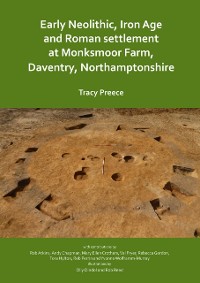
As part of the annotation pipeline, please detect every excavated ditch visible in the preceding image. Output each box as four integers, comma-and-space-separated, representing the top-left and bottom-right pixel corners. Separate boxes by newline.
0, 108, 200, 238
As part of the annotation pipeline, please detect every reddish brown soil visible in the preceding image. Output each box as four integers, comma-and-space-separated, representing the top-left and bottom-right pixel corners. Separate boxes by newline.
0, 108, 200, 238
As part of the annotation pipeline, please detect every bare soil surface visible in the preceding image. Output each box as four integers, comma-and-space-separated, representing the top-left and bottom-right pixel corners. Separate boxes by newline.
0, 108, 200, 238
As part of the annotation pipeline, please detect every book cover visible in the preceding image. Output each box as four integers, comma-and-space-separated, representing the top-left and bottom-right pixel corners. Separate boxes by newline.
0, 1, 199, 282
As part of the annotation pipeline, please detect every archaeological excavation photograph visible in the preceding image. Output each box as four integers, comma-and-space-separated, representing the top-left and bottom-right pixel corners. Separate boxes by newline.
0, 108, 200, 238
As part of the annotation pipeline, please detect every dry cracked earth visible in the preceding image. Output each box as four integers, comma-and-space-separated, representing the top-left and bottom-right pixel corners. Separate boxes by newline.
0, 108, 200, 238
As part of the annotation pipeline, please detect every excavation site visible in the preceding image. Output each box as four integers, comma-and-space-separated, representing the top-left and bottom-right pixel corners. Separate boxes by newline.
0, 108, 200, 238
